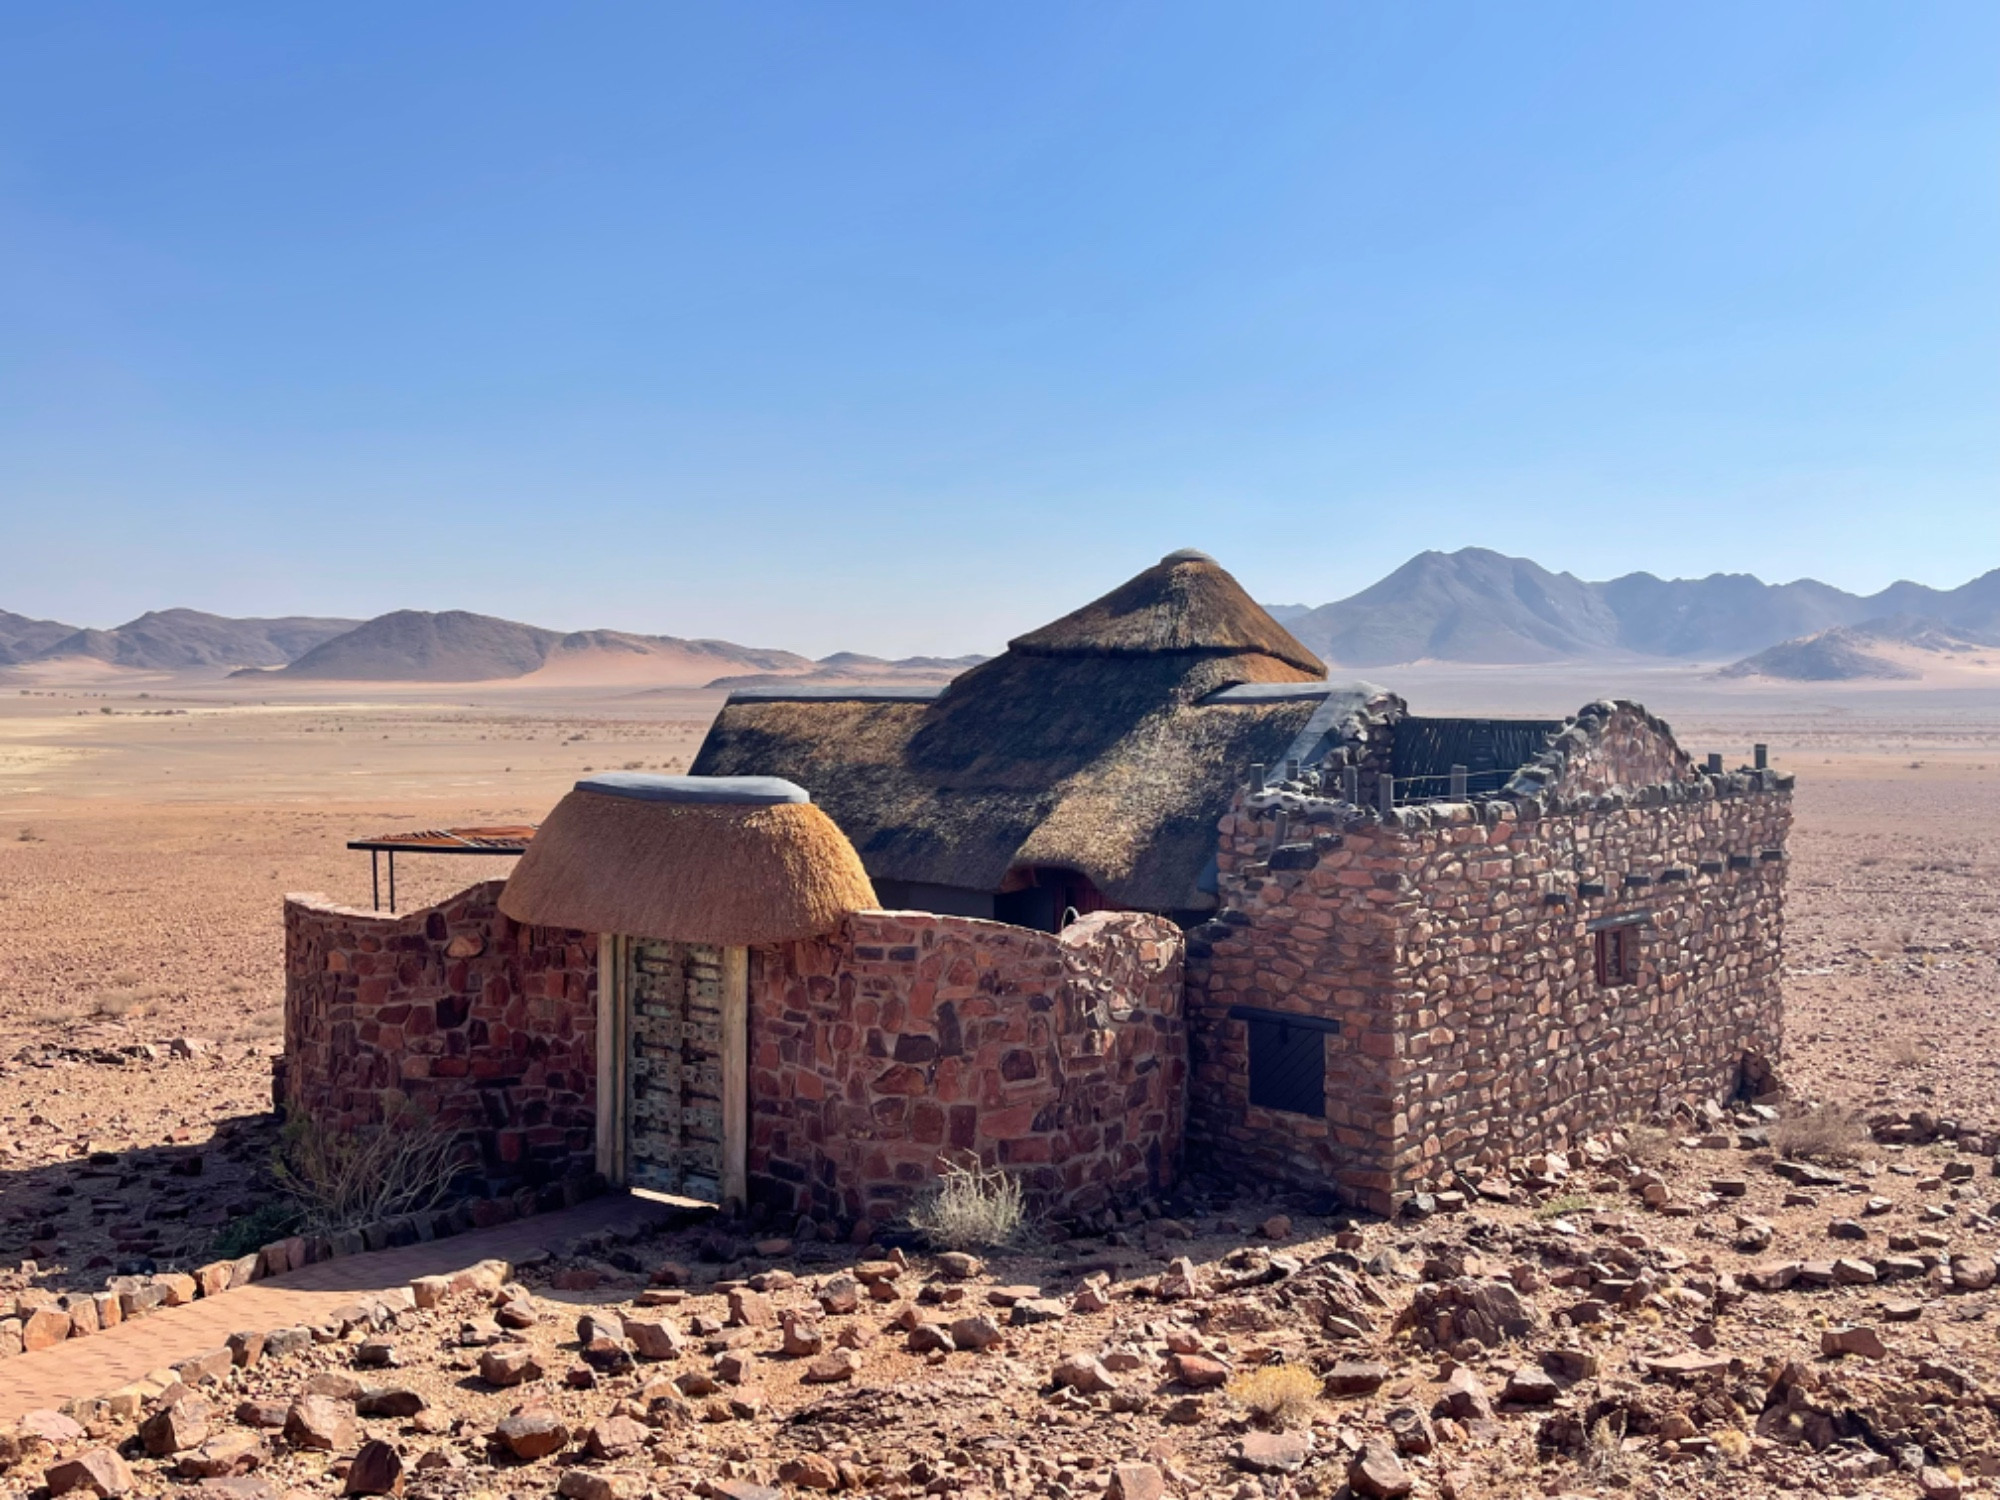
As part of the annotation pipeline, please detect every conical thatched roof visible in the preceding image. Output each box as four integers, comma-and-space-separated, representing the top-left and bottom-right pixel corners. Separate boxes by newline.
1010, 549, 1324, 674
499, 774, 878, 945
689, 553, 1344, 913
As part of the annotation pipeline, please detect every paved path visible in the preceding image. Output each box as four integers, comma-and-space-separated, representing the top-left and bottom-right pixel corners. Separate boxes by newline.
0, 1193, 679, 1422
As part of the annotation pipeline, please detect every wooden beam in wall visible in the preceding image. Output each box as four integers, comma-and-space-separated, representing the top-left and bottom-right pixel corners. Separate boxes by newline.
721, 944, 749, 1212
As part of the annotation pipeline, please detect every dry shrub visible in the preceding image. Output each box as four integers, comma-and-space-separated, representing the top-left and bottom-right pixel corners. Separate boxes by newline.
910, 1157, 1025, 1250
1619, 1119, 1673, 1167
94, 985, 165, 1019
275, 1106, 464, 1234
1884, 1036, 1928, 1068
1534, 1193, 1596, 1221
1585, 1413, 1632, 1480
1770, 1103, 1866, 1165
1228, 1363, 1321, 1429
1712, 1427, 1751, 1460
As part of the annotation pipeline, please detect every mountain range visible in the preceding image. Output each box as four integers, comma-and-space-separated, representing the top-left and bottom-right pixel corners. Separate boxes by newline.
1276, 549, 2000, 666
5, 548, 1997, 683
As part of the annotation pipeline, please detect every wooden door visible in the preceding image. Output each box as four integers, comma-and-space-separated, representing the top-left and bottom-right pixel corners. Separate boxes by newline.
599, 936, 746, 1206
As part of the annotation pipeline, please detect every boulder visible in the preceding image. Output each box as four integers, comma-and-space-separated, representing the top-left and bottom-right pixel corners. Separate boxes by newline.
175, 1432, 267, 1479
947, 1314, 1003, 1352
1322, 1360, 1388, 1397
1107, 1462, 1164, 1500
1234, 1431, 1309, 1473
1051, 1354, 1119, 1394
344, 1440, 404, 1496
1348, 1442, 1414, 1499
493, 1407, 570, 1460
584, 1415, 649, 1460
622, 1317, 684, 1360
777, 1454, 840, 1491
355, 1387, 427, 1419
1821, 1325, 1888, 1360
284, 1395, 359, 1452
479, 1346, 544, 1387
140, 1395, 214, 1455
45, 1450, 136, 1498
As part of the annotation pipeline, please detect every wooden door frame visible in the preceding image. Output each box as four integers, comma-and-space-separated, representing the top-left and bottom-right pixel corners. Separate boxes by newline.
597, 933, 747, 1210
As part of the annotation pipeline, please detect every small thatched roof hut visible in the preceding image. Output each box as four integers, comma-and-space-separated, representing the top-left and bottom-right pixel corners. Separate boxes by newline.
498, 774, 878, 945
690, 551, 1382, 921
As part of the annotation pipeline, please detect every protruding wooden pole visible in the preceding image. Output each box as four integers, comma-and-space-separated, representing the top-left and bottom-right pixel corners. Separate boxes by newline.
720, 945, 750, 1213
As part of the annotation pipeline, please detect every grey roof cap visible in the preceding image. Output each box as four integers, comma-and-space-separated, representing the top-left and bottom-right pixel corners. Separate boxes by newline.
576, 772, 810, 805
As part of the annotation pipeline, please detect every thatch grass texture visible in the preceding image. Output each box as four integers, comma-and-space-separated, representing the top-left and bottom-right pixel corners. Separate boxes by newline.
500, 789, 877, 944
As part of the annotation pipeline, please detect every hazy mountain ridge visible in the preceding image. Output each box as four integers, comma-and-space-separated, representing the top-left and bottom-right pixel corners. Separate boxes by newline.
252, 610, 813, 684
1718, 615, 2000, 683
1283, 549, 2000, 666
7, 608, 360, 671
9, 550, 1999, 681
0, 609, 82, 665
705, 652, 989, 691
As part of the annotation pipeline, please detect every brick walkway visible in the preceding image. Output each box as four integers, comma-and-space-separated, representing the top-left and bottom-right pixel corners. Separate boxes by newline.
0, 1193, 680, 1422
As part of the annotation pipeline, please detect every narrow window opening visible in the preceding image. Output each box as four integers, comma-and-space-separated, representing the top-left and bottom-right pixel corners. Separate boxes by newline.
1595, 926, 1639, 987
1245, 1017, 1327, 1116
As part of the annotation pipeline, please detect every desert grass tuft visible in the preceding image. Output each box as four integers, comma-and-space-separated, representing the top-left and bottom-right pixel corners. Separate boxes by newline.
1228, 1363, 1321, 1429
1618, 1118, 1674, 1167
910, 1157, 1026, 1251
1770, 1103, 1867, 1165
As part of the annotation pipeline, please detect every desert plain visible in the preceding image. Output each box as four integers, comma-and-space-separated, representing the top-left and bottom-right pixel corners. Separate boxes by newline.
1, 663, 1999, 1500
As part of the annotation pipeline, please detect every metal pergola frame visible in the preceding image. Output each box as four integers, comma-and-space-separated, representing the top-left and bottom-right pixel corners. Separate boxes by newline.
345, 827, 537, 912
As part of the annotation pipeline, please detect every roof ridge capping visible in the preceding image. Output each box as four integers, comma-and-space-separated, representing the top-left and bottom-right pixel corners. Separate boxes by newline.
1007, 550, 1325, 677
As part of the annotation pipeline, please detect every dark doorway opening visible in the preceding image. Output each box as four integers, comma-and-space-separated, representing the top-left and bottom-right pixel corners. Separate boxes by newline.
994, 866, 1111, 933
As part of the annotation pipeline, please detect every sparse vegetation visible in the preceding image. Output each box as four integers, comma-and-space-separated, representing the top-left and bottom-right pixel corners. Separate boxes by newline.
273, 1107, 465, 1235
1885, 1035, 1928, 1068
1770, 1102, 1867, 1165
208, 1198, 301, 1261
94, 984, 166, 1019
1534, 1193, 1596, 1220
910, 1156, 1026, 1250
1227, 1362, 1321, 1429
1618, 1118, 1674, 1167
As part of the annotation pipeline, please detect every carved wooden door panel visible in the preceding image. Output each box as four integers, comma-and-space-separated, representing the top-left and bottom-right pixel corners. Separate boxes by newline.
626, 940, 727, 1201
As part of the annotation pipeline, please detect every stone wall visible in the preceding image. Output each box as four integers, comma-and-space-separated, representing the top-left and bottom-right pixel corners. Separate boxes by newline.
1188, 775, 1791, 1216
1548, 703, 1695, 797
747, 910, 1186, 1227
282, 882, 599, 1192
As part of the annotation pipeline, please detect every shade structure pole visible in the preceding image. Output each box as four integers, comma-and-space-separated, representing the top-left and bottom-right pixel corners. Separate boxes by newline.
721, 945, 749, 1212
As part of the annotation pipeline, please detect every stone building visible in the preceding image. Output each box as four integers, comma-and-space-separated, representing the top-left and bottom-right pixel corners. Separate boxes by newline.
282, 551, 1791, 1226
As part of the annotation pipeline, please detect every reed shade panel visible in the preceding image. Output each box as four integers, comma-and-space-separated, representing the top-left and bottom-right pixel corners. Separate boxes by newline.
499, 774, 877, 945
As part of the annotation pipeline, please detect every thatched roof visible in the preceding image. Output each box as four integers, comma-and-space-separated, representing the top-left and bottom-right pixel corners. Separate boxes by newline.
1011, 549, 1325, 674
499, 775, 878, 945
689, 552, 1342, 913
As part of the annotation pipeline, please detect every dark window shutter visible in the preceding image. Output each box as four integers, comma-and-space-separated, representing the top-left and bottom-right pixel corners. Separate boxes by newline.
1246, 1017, 1326, 1117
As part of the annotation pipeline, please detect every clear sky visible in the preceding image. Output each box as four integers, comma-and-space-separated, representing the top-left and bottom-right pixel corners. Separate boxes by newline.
2, 3, 1994, 656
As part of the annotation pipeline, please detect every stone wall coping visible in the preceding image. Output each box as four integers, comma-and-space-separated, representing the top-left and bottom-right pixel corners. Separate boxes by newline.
283, 880, 511, 926
844, 906, 1183, 956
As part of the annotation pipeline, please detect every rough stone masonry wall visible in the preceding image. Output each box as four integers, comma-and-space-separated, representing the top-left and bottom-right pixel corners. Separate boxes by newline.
283, 881, 599, 1193
747, 909, 1186, 1228
1189, 771, 1791, 1217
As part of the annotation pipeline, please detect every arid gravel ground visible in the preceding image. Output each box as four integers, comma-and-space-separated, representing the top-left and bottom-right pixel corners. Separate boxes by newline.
1, 671, 1998, 1498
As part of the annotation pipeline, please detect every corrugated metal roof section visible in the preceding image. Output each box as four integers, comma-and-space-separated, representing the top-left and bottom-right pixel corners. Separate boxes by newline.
1391, 717, 1564, 799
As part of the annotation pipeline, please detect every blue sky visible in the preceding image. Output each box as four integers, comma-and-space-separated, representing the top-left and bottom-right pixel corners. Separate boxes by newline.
1, 3, 1994, 655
